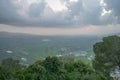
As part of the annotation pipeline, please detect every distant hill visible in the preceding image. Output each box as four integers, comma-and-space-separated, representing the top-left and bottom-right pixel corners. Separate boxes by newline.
0, 32, 38, 38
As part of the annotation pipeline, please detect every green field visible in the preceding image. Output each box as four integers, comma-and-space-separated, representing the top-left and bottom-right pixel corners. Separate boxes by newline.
0, 33, 101, 64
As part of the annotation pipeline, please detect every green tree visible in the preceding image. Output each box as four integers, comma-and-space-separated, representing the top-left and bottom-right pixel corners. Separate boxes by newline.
25, 61, 46, 80
0, 58, 25, 80
93, 36, 120, 79
43, 56, 62, 73
0, 56, 107, 80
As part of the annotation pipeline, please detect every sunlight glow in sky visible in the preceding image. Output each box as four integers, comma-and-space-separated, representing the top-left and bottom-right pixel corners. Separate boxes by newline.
14, 0, 68, 12
46, 0, 68, 12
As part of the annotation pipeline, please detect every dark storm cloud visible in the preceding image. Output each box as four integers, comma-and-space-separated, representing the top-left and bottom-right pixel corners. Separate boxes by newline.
0, 0, 70, 27
28, 1, 46, 17
0, 0, 119, 27
104, 0, 120, 23
67, 0, 102, 26
0, 0, 21, 25
0, 0, 46, 26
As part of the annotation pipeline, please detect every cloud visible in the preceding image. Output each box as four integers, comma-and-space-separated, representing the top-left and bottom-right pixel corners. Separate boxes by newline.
104, 0, 120, 23
28, 1, 46, 17
0, 0, 119, 27
66, 0, 102, 26
0, 0, 22, 25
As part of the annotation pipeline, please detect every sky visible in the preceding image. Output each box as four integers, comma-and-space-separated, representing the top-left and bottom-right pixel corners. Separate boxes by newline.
0, 0, 120, 36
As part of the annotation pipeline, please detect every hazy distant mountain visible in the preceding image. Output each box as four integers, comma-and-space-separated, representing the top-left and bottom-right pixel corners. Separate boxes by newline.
0, 32, 35, 38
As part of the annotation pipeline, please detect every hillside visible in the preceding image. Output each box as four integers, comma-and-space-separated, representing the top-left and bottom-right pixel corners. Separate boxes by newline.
0, 32, 101, 64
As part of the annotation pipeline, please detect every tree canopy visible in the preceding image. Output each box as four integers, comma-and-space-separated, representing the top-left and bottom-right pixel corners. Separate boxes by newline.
93, 35, 120, 79
0, 57, 106, 80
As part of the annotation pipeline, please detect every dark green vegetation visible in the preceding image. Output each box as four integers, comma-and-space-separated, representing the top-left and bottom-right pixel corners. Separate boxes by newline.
93, 36, 120, 80
0, 32, 100, 64
0, 57, 106, 80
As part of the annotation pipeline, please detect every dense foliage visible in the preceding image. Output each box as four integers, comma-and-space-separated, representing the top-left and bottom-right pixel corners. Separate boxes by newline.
93, 36, 120, 79
0, 57, 106, 80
